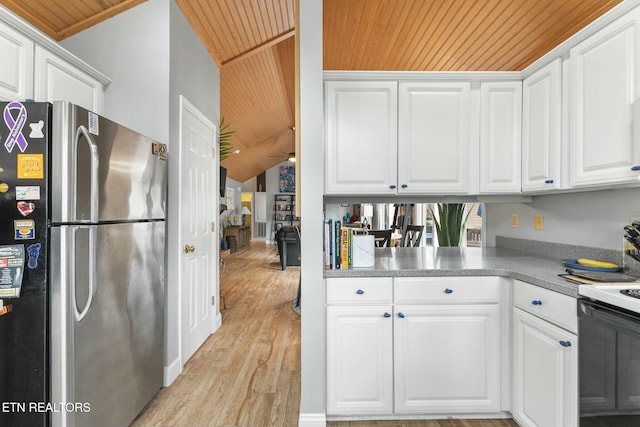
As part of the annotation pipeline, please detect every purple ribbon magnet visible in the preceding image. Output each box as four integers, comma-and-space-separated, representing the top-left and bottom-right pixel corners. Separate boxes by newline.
3, 101, 28, 153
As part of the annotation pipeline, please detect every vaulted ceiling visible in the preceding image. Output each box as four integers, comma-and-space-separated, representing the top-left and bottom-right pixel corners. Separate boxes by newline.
0, 0, 623, 182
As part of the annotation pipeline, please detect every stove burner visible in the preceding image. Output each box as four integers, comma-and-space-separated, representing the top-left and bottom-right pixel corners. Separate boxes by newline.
620, 289, 640, 299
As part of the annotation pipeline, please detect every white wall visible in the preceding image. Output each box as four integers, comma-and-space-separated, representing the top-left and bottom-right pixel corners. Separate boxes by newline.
62, 0, 220, 385
485, 187, 640, 250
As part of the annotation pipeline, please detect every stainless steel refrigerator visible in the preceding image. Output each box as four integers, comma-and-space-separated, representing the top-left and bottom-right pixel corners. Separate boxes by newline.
0, 101, 167, 427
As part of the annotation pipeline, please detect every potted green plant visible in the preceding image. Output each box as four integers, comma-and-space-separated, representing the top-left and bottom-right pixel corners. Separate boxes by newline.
219, 116, 235, 161
430, 203, 470, 247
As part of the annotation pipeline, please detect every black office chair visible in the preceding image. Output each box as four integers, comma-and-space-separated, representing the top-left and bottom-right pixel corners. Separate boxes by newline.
400, 225, 424, 247
368, 229, 392, 247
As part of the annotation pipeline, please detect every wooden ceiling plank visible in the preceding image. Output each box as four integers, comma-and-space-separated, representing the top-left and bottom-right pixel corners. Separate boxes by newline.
478, 0, 575, 70
405, 0, 456, 71
369, 0, 417, 70
175, 0, 223, 67
451, 0, 533, 70
421, 0, 483, 71
439, 0, 503, 70
383, 0, 438, 71
56, 0, 147, 40
222, 29, 294, 67
510, 0, 621, 69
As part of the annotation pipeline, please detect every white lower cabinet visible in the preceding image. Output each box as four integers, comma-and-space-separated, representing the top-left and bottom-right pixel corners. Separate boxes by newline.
326, 276, 503, 417
394, 304, 500, 413
512, 281, 578, 427
326, 305, 393, 414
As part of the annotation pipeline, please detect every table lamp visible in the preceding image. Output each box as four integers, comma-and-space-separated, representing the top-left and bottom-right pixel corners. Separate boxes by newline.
239, 206, 252, 226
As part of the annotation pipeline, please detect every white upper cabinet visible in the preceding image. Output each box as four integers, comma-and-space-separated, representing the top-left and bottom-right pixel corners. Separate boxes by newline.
0, 20, 33, 101
479, 81, 522, 193
325, 80, 398, 194
34, 45, 104, 114
398, 82, 471, 194
522, 59, 562, 192
569, 6, 640, 186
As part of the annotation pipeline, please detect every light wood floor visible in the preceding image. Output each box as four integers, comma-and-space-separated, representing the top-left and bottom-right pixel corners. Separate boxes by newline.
131, 242, 518, 427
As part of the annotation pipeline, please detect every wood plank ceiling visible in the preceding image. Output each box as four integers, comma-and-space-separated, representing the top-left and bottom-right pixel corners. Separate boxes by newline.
0, 0, 623, 182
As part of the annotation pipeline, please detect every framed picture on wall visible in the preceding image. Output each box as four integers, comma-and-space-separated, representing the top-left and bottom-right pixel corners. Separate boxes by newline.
279, 166, 295, 193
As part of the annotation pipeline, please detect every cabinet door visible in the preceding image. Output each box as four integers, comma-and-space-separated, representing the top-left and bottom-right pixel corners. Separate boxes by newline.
522, 59, 562, 192
0, 21, 34, 101
34, 45, 104, 114
569, 7, 640, 186
326, 305, 393, 414
394, 304, 500, 413
512, 307, 578, 427
325, 81, 397, 194
398, 82, 471, 194
479, 81, 522, 193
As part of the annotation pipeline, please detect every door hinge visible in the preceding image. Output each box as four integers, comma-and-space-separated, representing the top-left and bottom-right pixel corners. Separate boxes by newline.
212, 148, 216, 158
211, 296, 215, 306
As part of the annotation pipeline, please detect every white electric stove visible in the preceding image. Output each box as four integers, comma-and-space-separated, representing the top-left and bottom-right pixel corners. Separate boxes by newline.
579, 283, 640, 314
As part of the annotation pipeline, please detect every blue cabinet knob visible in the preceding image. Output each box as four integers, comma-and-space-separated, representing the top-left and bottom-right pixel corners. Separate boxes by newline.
397, 312, 405, 318
544, 179, 554, 184
356, 289, 364, 295
390, 185, 397, 189
383, 312, 391, 318
444, 288, 453, 294
631, 166, 640, 171
559, 340, 572, 347
532, 300, 543, 305
401, 184, 408, 188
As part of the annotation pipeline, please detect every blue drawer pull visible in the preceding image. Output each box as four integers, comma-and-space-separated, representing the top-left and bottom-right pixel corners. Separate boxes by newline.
397, 312, 405, 318
631, 166, 640, 171
544, 179, 554, 184
531, 300, 542, 305
356, 289, 364, 295
389, 185, 397, 189
401, 184, 408, 188
559, 341, 572, 347
444, 288, 453, 294
384, 312, 391, 318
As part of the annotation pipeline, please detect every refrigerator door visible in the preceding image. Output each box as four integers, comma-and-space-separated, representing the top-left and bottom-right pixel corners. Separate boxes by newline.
0, 101, 51, 427
50, 221, 165, 427
50, 102, 167, 224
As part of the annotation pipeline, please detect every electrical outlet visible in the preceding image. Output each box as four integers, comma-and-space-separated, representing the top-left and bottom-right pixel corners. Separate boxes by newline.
534, 214, 544, 230
511, 214, 519, 228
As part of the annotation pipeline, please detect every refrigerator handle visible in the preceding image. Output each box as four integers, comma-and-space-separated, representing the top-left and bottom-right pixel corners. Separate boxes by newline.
73, 226, 96, 322
76, 125, 100, 222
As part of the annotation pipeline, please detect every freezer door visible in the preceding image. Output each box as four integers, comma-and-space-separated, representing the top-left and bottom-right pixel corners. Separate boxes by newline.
50, 222, 164, 427
50, 102, 167, 223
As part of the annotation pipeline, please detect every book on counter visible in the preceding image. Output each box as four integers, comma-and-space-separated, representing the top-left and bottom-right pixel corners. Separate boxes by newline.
323, 219, 355, 270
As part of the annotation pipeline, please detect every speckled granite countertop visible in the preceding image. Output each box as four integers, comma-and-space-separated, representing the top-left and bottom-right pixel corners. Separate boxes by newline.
324, 246, 581, 297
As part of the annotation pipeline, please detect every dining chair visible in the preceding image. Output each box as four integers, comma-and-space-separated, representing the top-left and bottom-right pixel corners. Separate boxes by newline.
368, 229, 392, 247
400, 225, 424, 247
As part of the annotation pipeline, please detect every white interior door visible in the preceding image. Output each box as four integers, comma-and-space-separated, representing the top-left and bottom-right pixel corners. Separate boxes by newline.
179, 96, 218, 364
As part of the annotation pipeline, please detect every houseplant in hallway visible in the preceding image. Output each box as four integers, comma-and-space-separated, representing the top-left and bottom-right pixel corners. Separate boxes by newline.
430, 203, 470, 247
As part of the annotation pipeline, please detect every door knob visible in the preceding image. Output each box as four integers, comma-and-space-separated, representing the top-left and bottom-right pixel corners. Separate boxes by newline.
184, 245, 196, 253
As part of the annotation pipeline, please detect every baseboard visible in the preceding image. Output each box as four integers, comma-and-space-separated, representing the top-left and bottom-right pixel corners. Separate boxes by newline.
214, 312, 222, 332
163, 356, 182, 387
298, 412, 326, 427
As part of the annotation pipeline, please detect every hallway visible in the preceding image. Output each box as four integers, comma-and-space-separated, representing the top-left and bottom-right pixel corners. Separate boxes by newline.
132, 242, 301, 427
